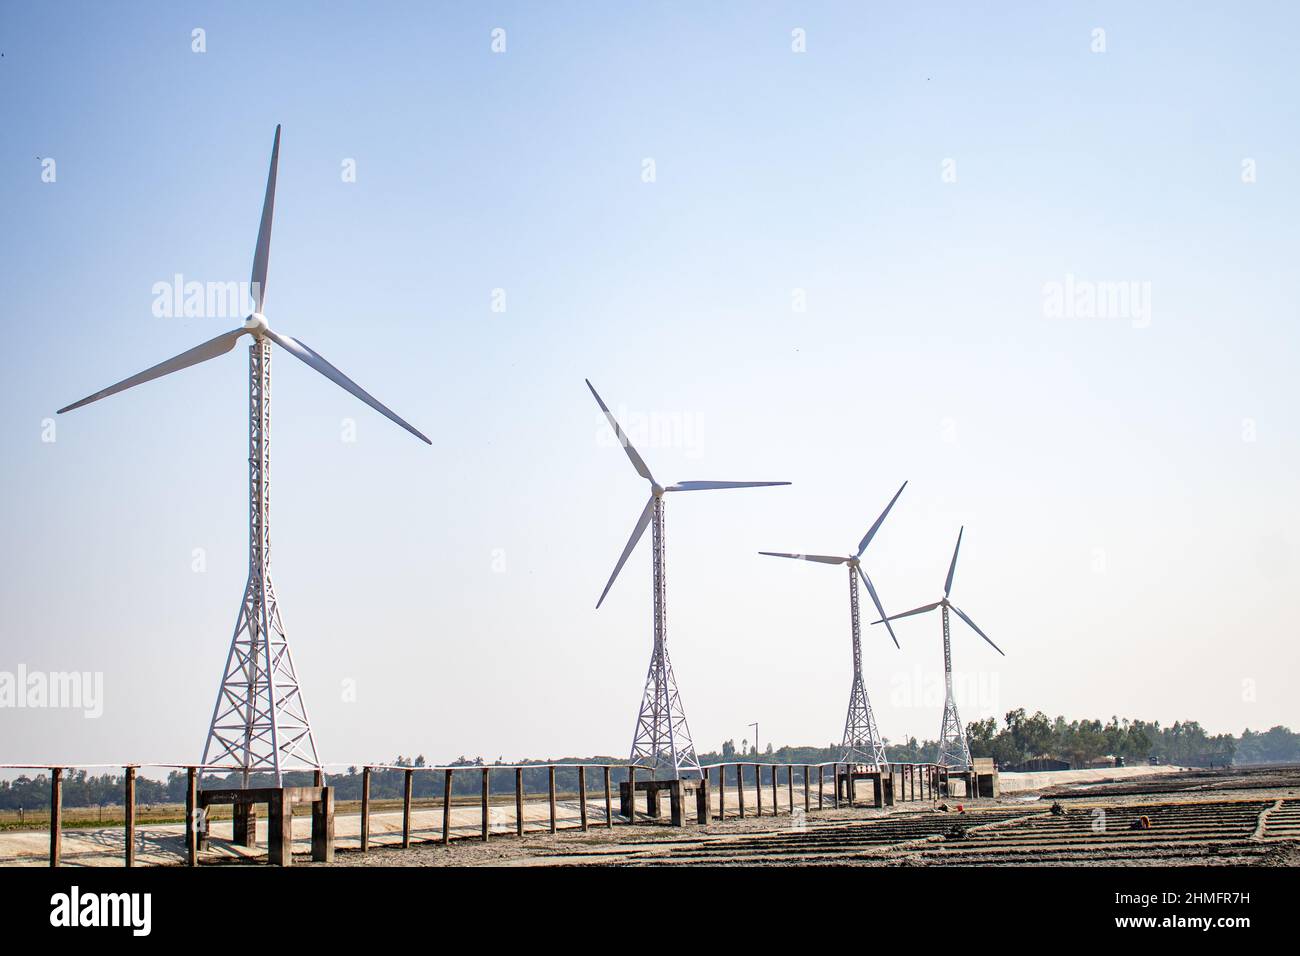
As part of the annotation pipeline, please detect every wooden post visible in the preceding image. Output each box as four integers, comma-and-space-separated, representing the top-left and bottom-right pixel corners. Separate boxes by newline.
755, 764, 762, 816
770, 765, 778, 816
124, 766, 136, 867
787, 766, 794, 814
548, 766, 557, 834
579, 766, 589, 832
515, 767, 525, 837
803, 765, 810, 812
360, 767, 371, 853
737, 765, 746, 819
818, 765, 824, 810
627, 766, 636, 823
314, 769, 324, 787
718, 766, 726, 821
402, 768, 414, 848
49, 767, 62, 867
442, 769, 453, 845
832, 763, 840, 809
603, 766, 613, 827
185, 766, 198, 865
481, 767, 490, 842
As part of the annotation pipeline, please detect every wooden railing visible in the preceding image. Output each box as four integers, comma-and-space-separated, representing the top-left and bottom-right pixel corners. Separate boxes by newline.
0, 758, 968, 867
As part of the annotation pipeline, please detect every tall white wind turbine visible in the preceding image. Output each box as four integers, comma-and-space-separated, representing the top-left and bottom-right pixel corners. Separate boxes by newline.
871, 527, 1005, 769
58, 126, 431, 786
587, 380, 790, 779
759, 481, 907, 768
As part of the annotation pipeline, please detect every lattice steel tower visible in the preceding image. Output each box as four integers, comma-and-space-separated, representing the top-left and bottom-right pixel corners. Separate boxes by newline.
841, 560, 888, 766
57, 126, 432, 787
935, 603, 971, 768
760, 482, 906, 770
586, 380, 790, 780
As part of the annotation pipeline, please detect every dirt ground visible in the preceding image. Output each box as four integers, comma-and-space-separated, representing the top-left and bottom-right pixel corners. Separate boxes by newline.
307, 766, 1300, 868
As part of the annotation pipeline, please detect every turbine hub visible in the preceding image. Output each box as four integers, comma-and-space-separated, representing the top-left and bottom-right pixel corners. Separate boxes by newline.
243, 312, 269, 336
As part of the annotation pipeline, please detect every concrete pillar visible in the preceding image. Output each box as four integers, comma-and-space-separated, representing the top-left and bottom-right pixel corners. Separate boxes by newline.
311, 787, 334, 863
669, 781, 683, 827
268, 790, 293, 866
233, 799, 257, 848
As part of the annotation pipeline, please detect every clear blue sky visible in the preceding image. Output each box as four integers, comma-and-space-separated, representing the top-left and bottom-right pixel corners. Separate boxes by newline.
2, 1, 1296, 769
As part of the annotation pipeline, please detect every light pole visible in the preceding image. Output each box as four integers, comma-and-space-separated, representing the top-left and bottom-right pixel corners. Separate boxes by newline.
749, 722, 759, 756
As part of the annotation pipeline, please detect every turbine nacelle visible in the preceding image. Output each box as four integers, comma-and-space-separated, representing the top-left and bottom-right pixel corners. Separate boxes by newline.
243, 312, 269, 336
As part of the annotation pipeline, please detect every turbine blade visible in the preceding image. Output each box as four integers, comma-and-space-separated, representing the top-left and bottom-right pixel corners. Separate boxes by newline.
856, 480, 907, 557
250, 124, 281, 313
57, 328, 247, 414
585, 379, 654, 483
944, 526, 964, 597
870, 601, 941, 625
858, 567, 899, 649
758, 552, 847, 565
950, 603, 1005, 656
597, 496, 654, 609
666, 481, 791, 491
264, 328, 431, 444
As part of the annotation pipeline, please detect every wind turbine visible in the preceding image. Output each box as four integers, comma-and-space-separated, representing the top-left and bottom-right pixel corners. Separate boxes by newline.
759, 481, 907, 768
871, 527, 1004, 769
586, 380, 790, 780
58, 126, 430, 787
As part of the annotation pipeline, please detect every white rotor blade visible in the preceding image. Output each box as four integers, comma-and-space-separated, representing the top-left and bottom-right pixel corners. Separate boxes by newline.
856, 480, 907, 557
871, 600, 942, 625
758, 551, 847, 565
858, 567, 899, 649
585, 379, 654, 483
264, 329, 431, 444
666, 480, 791, 491
250, 124, 281, 313
950, 603, 1005, 656
596, 496, 654, 609
944, 526, 964, 597
57, 328, 247, 414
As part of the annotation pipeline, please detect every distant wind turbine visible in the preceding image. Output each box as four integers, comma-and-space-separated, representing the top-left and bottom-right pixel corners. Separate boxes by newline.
871, 527, 1004, 769
760, 481, 907, 767
587, 379, 790, 779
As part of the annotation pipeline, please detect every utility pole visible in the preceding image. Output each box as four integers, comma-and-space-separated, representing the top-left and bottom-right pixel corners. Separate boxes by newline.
749, 722, 759, 756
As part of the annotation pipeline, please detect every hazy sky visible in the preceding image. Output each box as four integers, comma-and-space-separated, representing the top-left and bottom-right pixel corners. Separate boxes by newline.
2, 1, 1296, 772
